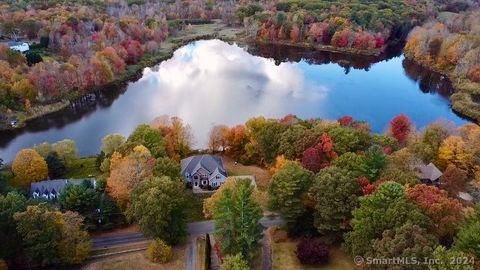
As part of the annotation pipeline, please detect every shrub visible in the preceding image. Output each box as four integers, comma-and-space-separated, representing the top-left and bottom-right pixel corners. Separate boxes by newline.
146, 239, 173, 264
296, 238, 329, 266
220, 254, 249, 270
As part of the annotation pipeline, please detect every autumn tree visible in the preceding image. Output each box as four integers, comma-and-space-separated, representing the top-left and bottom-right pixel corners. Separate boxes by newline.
127, 124, 166, 158
454, 204, 480, 257
14, 206, 90, 266
107, 145, 155, 209
410, 121, 451, 163
370, 222, 438, 270
12, 148, 48, 188
224, 125, 249, 161
52, 139, 77, 163
301, 133, 337, 173
153, 157, 181, 180
269, 155, 288, 175
440, 165, 468, 197
127, 176, 187, 245
268, 161, 313, 232
331, 152, 366, 178
389, 114, 413, 144
430, 246, 474, 270
208, 124, 229, 152
309, 167, 361, 241
0, 192, 27, 263
102, 133, 126, 156
278, 124, 317, 160
221, 254, 250, 270
438, 136, 473, 171
406, 184, 464, 241
214, 179, 262, 263
345, 182, 430, 257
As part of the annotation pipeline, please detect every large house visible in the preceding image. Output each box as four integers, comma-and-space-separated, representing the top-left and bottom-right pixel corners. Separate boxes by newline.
30, 179, 96, 200
181, 155, 227, 189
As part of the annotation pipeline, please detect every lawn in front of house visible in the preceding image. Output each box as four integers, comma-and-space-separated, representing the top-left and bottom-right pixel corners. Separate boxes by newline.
65, 157, 101, 179
184, 190, 212, 222
83, 245, 186, 270
272, 241, 355, 270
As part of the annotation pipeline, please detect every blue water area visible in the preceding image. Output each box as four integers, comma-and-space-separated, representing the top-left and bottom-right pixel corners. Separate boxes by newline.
0, 39, 469, 162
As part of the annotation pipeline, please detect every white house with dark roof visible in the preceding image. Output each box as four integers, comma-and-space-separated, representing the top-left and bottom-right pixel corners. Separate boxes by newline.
30, 179, 96, 200
180, 155, 227, 189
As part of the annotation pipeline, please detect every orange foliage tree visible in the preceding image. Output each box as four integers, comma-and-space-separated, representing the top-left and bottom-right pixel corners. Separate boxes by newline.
107, 145, 155, 209
406, 184, 464, 240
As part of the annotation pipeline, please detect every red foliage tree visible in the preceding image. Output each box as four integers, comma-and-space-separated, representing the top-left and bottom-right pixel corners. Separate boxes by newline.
358, 176, 376, 195
290, 25, 300, 43
389, 114, 412, 144
406, 184, 464, 240
301, 133, 337, 173
439, 165, 468, 197
296, 238, 329, 266
122, 39, 143, 64
316, 133, 337, 160
301, 147, 323, 173
338, 116, 354, 127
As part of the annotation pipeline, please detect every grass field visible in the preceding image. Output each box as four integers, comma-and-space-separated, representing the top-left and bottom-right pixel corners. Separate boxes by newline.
83, 245, 186, 270
222, 155, 271, 191
184, 191, 211, 222
65, 157, 101, 179
272, 241, 355, 270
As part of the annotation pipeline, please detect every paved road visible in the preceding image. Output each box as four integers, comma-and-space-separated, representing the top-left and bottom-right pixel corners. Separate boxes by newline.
92, 216, 284, 249
92, 216, 284, 270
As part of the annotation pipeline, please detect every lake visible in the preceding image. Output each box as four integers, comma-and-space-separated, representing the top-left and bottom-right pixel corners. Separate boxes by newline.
0, 39, 469, 162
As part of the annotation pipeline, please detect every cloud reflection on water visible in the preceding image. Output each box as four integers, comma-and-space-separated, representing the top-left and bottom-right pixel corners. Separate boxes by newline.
137, 40, 328, 147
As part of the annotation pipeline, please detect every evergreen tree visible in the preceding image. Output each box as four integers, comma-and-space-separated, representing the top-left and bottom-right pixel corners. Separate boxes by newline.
45, 152, 66, 179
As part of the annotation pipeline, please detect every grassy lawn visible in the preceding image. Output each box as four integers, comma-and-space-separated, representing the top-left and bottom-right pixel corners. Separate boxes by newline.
65, 157, 101, 179
222, 155, 271, 191
184, 191, 211, 222
272, 241, 355, 270
83, 245, 186, 270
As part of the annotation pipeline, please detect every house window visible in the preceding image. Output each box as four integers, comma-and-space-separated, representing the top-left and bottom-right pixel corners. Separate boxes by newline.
194, 176, 199, 180
202, 180, 208, 185
216, 175, 221, 179
194, 182, 198, 186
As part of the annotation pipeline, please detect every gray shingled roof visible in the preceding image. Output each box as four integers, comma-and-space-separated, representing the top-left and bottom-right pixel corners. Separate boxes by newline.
30, 179, 95, 197
418, 163, 443, 181
181, 155, 227, 177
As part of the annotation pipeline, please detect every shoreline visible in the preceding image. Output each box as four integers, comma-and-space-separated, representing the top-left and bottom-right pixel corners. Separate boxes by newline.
4, 22, 474, 132
0, 21, 244, 131
403, 55, 480, 124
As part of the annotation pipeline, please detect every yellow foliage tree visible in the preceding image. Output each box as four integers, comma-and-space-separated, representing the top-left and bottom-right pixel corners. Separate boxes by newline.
438, 136, 473, 172
12, 148, 48, 188
107, 146, 155, 209
203, 177, 260, 219
146, 239, 173, 264
269, 155, 288, 175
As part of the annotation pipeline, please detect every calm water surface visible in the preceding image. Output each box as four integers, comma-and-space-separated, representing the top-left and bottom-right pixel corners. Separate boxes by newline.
0, 39, 469, 162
